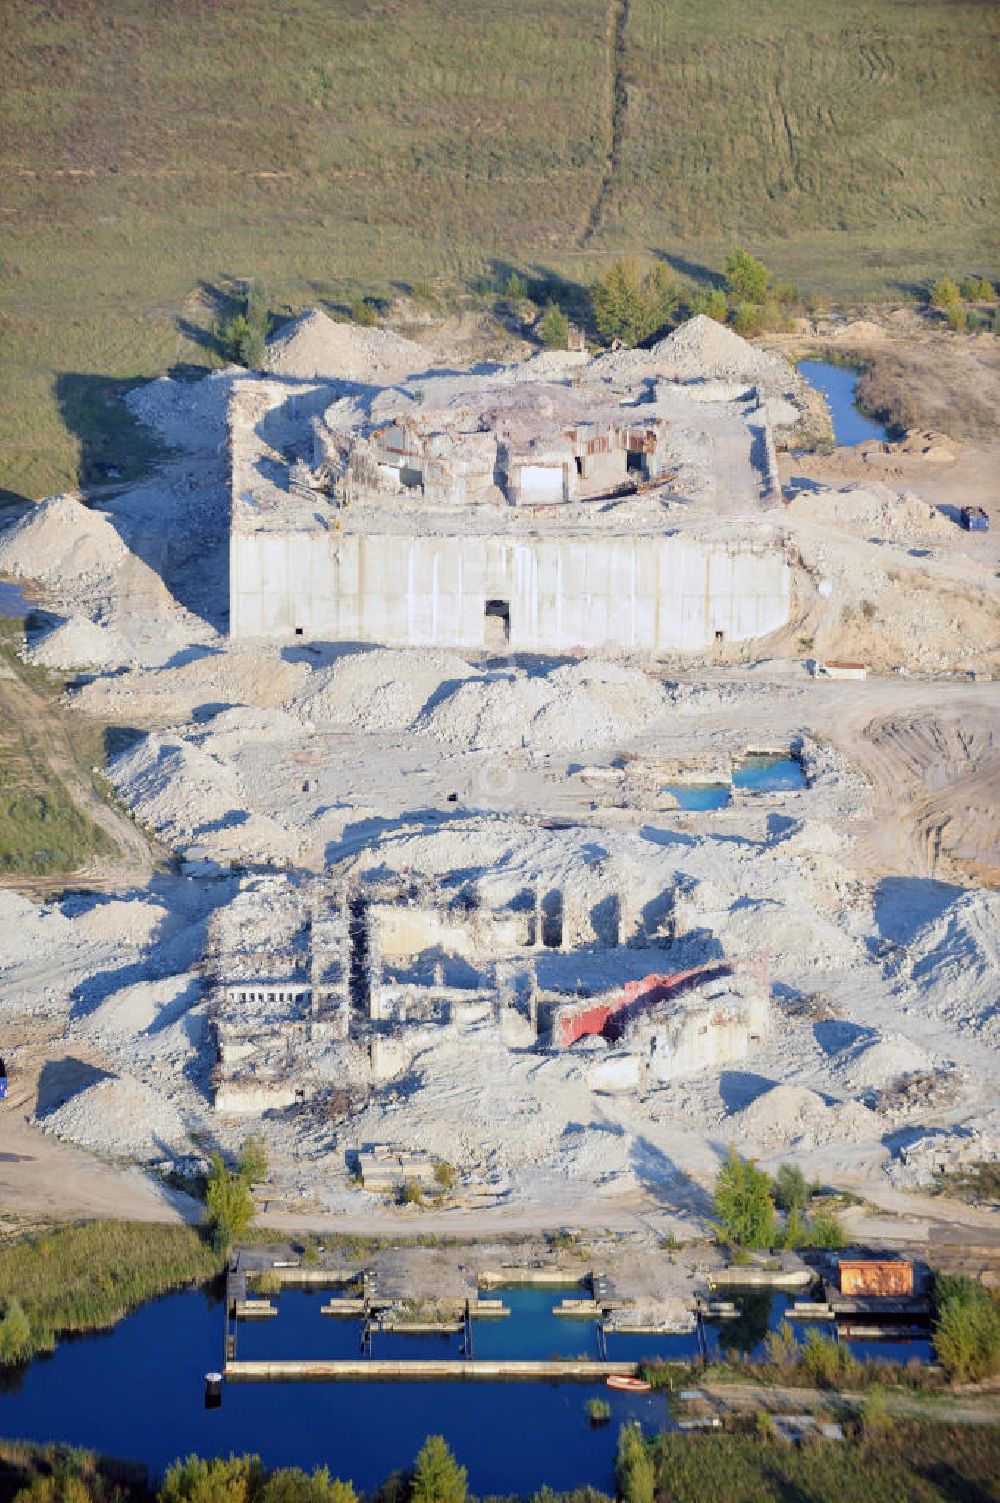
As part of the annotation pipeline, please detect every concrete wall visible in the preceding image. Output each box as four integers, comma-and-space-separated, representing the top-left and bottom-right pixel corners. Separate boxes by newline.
231, 530, 790, 653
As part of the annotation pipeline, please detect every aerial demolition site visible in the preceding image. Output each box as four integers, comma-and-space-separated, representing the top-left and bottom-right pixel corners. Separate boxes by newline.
1, 309, 998, 1233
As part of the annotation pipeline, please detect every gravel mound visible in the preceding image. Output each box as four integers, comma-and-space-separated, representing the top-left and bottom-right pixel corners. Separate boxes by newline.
650, 315, 795, 384
727, 1083, 878, 1150
901, 890, 1000, 1041
125, 369, 239, 451
109, 731, 248, 843
415, 660, 670, 751
789, 484, 953, 542
27, 615, 117, 668
835, 1032, 934, 1091
41, 1074, 189, 1158
0, 494, 128, 586
291, 647, 476, 731
263, 309, 428, 383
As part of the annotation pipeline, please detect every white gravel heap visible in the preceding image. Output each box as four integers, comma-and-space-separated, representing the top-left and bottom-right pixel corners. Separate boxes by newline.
726, 1083, 878, 1150
290, 646, 476, 732
415, 660, 671, 751
0, 493, 128, 586
26, 615, 117, 669
263, 309, 428, 383
109, 731, 247, 843
41, 1074, 190, 1159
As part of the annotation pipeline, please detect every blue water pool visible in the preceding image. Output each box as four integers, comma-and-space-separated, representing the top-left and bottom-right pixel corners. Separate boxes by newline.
0, 1286, 668, 1493
665, 784, 731, 811
798, 360, 889, 446
733, 754, 806, 793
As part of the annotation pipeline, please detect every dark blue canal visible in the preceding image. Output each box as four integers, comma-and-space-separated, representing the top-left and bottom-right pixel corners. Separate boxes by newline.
0, 1285, 933, 1491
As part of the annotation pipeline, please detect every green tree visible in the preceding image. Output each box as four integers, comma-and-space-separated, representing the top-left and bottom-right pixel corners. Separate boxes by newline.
781, 1206, 808, 1250
944, 304, 967, 332
205, 1153, 256, 1254
724, 247, 769, 303
538, 301, 570, 350
591, 259, 679, 345
772, 1162, 809, 1211
807, 1208, 846, 1249
161, 1455, 263, 1503
0, 1296, 33, 1364
690, 287, 728, 323
504, 271, 527, 304
261, 1470, 356, 1503
714, 1146, 776, 1248
934, 1273, 1000, 1382
614, 1425, 654, 1503
237, 1134, 270, 1186
410, 1436, 467, 1503
930, 278, 961, 309
433, 1160, 457, 1191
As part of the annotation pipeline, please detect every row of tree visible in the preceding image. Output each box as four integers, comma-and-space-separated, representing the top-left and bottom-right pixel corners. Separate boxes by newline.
713, 1147, 846, 1251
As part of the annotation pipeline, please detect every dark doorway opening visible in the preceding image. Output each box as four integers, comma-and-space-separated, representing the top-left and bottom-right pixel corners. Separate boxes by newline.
484, 599, 511, 651
626, 450, 645, 474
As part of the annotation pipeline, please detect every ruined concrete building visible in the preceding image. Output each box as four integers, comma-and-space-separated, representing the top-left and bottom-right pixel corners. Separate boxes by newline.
208, 873, 769, 1112
228, 332, 793, 654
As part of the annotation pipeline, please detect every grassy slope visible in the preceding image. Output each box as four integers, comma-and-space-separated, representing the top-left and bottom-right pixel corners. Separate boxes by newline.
0, 618, 115, 876
0, 0, 997, 500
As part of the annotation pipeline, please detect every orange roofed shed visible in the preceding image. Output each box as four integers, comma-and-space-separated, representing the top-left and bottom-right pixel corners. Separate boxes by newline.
838, 1259, 914, 1297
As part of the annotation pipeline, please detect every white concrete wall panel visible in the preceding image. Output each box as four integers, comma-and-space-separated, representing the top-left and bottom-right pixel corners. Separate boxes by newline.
232, 531, 789, 652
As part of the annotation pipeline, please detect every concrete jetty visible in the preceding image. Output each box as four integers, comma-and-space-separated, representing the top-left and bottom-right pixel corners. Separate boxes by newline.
225, 1358, 640, 1382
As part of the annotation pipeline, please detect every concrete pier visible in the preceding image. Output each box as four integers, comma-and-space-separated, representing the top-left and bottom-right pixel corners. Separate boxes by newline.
225, 1358, 639, 1382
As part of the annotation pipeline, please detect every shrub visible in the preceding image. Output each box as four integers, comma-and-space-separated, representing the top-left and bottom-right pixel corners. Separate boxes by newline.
400, 1179, 424, 1206
237, 1134, 269, 1186
261, 1469, 357, 1503
944, 304, 967, 332
800, 1329, 855, 1386
780, 1207, 808, 1250
0, 1297, 33, 1364
934, 1273, 1000, 1382
586, 1397, 611, 1423
350, 297, 377, 326
807, 1209, 846, 1250
859, 1386, 891, 1434
714, 1146, 777, 1249
411, 1436, 466, 1503
763, 1319, 797, 1370
615, 1425, 654, 1503
929, 278, 960, 309
731, 303, 764, 338
591, 259, 679, 345
538, 301, 569, 350
724, 247, 769, 304
161, 1455, 264, 1503
960, 276, 994, 302
433, 1161, 457, 1192
504, 271, 527, 304
205, 1154, 256, 1253
772, 1163, 809, 1212
690, 287, 728, 323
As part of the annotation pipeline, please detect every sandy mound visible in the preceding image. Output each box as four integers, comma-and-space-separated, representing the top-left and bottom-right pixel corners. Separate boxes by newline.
263, 309, 428, 383
789, 483, 953, 541
126, 369, 238, 451
649, 315, 796, 384
109, 731, 248, 843
290, 647, 476, 732
0, 890, 75, 972
727, 1083, 879, 1150
26, 615, 117, 668
415, 660, 670, 751
41, 1074, 189, 1158
835, 1033, 934, 1092
0, 494, 128, 586
901, 890, 1000, 1041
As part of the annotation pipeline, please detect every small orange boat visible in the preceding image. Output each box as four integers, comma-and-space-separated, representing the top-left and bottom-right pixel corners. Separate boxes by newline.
606, 1374, 651, 1393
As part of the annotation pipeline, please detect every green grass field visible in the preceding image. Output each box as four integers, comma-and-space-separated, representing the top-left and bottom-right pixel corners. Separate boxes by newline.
1, 0, 997, 500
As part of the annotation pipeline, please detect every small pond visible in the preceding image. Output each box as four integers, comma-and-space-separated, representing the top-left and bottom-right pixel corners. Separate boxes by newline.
733, 754, 806, 793
0, 580, 33, 618
798, 360, 889, 446
664, 784, 731, 811
701, 1289, 934, 1367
